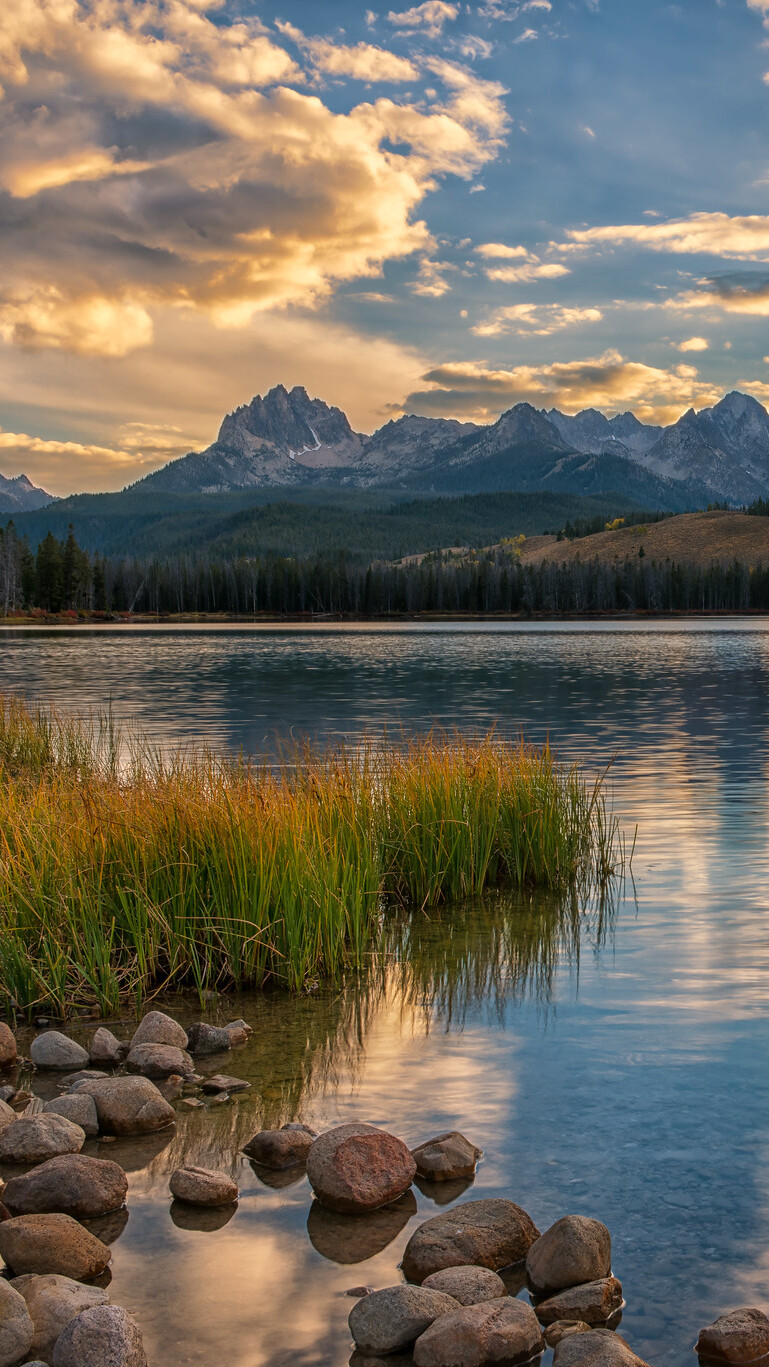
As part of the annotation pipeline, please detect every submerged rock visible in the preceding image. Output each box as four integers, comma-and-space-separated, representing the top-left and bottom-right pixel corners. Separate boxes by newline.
125, 1043, 193, 1078
535, 1278, 624, 1327
413, 1295, 545, 1367
0, 1024, 17, 1071
0, 1115, 85, 1165
131, 1010, 188, 1051
52, 1304, 147, 1367
0, 1213, 111, 1280
169, 1167, 238, 1207
200, 1074, 250, 1094
3, 1154, 128, 1219
0, 1278, 34, 1367
88, 1029, 127, 1067
402, 1198, 540, 1284
695, 1309, 769, 1363
553, 1329, 650, 1367
527, 1216, 612, 1295
73, 1076, 175, 1135
12, 1273, 108, 1362
546, 1322, 594, 1348
43, 1094, 99, 1137
422, 1266, 508, 1307
349, 1286, 459, 1355
306, 1123, 416, 1214
244, 1124, 317, 1169
411, 1132, 482, 1183
186, 1023, 232, 1056
225, 1018, 252, 1036
30, 1034, 89, 1072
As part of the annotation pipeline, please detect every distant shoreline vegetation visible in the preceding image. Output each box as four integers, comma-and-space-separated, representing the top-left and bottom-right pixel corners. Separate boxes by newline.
0, 697, 623, 1015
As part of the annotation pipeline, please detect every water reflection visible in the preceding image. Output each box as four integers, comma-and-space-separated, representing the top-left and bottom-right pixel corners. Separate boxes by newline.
307, 1192, 418, 1264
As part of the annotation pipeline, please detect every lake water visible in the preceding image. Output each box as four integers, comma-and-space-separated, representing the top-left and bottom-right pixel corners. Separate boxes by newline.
2, 621, 769, 1367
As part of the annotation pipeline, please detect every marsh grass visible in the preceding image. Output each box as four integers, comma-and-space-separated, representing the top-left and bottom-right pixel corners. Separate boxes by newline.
0, 696, 625, 1015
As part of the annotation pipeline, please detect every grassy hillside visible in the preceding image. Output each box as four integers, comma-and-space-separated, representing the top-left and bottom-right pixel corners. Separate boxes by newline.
519, 510, 769, 569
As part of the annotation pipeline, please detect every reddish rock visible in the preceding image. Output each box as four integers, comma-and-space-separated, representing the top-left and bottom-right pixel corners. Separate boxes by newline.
0, 1214, 111, 1280
411, 1132, 482, 1182
402, 1198, 540, 1284
306, 1123, 416, 1214
695, 1309, 769, 1363
244, 1124, 317, 1169
527, 1216, 612, 1295
0, 1024, 17, 1071
536, 1277, 624, 1327
413, 1296, 545, 1367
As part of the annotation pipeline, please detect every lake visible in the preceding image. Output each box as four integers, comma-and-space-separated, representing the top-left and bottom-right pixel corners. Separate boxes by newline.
2, 620, 769, 1367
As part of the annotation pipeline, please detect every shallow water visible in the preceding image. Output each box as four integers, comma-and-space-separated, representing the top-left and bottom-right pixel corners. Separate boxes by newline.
2, 621, 769, 1366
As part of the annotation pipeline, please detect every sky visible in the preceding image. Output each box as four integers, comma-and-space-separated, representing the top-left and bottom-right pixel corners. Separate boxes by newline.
4, 1, 769, 492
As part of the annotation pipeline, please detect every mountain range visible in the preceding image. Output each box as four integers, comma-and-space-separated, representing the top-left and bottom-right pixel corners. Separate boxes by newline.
0, 473, 54, 514
136, 385, 769, 511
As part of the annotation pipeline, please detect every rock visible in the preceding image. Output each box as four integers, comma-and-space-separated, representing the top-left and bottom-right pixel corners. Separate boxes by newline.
347, 1287, 376, 1298
169, 1167, 238, 1207
200, 1074, 250, 1094
29, 1034, 89, 1072
536, 1278, 624, 1327
402, 1199, 540, 1284
423, 1266, 508, 1306
0, 1088, 13, 1104
62, 1070, 108, 1088
349, 1286, 459, 1355
243, 1124, 317, 1168
306, 1123, 416, 1214
43, 1095, 99, 1137
225, 1027, 249, 1048
130, 1010, 188, 1051
0, 1278, 34, 1367
52, 1304, 147, 1366
12, 1274, 108, 1361
553, 1329, 650, 1367
0, 1115, 85, 1165
411, 1133, 483, 1182
0, 1214, 111, 1280
186, 1023, 231, 1056
307, 1191, 417, 1264
0, 1100, 16, 1133
125, 1043, 193, 1078
3, 1155, 127, 1219
225, 1018, 252, 1036
73, 1076, 175, 1135
695, 1309, 769, 1363
0, 1025, 17, 1071
413, 1295, 545, 1367
546, 1322, 594, 1348
527, 1217, 612, 1295
88, 1029, 126, 1067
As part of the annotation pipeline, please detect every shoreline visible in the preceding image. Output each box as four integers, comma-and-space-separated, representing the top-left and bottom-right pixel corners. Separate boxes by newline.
2, 607, 769, 627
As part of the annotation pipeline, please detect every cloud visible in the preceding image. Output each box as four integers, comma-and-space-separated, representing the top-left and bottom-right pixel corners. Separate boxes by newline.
471, 304, 603, 336
513, 29, 538, 43
667, 273, 769, 315
275, 24, 418, 82
386, 2, 459, 37
0, 429, 152, 494
0, 0, 508, 358
485, 263, 571, 282
563, 212, 769, 260
474, 243, 532, 259
477, 1, 551, 18
678, 336, 709, 352
402, 351, 725, 424
410, 259, 455, 296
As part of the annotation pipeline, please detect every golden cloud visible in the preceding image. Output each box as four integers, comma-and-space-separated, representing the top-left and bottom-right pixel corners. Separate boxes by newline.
386, 2, 459, 37
275, 23, 418, 82
564, 212, 769, 260
678, 336, 709, 352
471, 303, 603, 337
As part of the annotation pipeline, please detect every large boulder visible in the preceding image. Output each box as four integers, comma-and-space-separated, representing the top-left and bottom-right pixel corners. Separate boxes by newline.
186, 1023, 232, 1056
0, 1025, 17, 1071
349, 1286, 459, 1355
546, 1322, 594, 1348
29, 1034, 89, 1072
527, 1216, 612, 1295
169, 1167, 238, 1207
125, 1043, 193, 1078
88, 1028, 126, 1067
554, 1329, 651, 1367
695, 1309, 769, 1363
411, 1133, 482, 1183
12, 1274, 108, 1362
536, 1278, 624, 1327
306, 1123, 416, 1214
402, 1199, 540, 1284
0, 1278, 34, 1367
73, 1076, 175, 1135
423, 1266, 508, 1307
43, 1095, 99, 1137
4, 1154, 128, 1219
414, 1295, 545, 1367
52, 1305, 147, 1366
130, 1010, 187, 1051
0, 1115, 85, 1165
244, 1124, 317, 1169
0, 1214, 111, 1280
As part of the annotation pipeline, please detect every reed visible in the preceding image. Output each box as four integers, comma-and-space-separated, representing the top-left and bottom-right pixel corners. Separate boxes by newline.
0, 697, 625, 1014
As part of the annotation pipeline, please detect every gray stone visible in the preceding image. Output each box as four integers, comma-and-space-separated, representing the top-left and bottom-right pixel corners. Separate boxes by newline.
200, 1074, 250, 1093
0, 1115, 85, 1165
43, 1095, 99, 1137
412, 1132, 483, 1182
0, 1214, 111, 1280
545, 1322, 594, 1348
695, 1309, 769, 1363
527, 1217, 612, 1295
402, 1199, 541, 1284
125, 1043, 193, 1078
244, 1124, 317, 1168
61, 1071, 107, 1088
186, 1023, 231, 1056
12, 1274, 108, 1362
4, 1155, 127, 1219
413, 1295, 545, 1367
306, 1123, 416, 1214
130, 1010, 188, 1051
423, 1266, 508, 1307
349, 1286, 459, 1355
29, 1035, 89, 1072
0, 1278, 34, 1367
554, 1329, 650, 1367
169, 1167, 238, 1207
536, 1278, 624, 1327
0, 1025, 17, 1071
73, 1076, 175, 1135
52, 1305, 147, 1366
88, 1029, 126, 1067
225, 1019, 252, 1035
